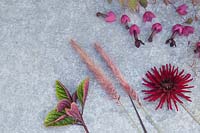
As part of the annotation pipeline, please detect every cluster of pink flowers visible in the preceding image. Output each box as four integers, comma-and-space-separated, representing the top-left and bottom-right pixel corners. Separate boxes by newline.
121, 15, 145, 48
96, 3, 198, 56
142, 11, 163, 43
166, 24, 194, 47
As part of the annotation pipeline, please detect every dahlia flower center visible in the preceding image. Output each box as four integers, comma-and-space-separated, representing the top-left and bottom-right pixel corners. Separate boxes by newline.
161, 80, 174, 91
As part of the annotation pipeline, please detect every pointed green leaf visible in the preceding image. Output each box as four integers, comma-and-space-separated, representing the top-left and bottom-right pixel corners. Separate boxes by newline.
44, 109, 75, 127
184, 18, 193, 24
77, 78, 89, 106
128, 0, 138, 11
139, 0, 148, 8
56, 80, 72, 101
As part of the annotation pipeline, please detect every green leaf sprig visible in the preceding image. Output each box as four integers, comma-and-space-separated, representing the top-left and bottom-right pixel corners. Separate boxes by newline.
44, 78, 90, 133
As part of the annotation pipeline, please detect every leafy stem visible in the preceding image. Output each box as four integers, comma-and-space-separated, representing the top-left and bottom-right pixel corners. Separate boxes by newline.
81, 116, 89, 133
44, 78, 90, 132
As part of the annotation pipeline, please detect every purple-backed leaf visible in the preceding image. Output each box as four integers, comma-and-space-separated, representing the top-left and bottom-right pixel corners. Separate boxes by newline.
72, 91, 78, 102
44, 109, 75, 127
56, 80, 72, 101
65, 102, 82, 122
77, 78, 89, 107
57, 99, 71, 112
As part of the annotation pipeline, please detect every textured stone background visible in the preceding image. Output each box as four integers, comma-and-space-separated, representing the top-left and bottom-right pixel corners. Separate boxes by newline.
0, 0, 200, 133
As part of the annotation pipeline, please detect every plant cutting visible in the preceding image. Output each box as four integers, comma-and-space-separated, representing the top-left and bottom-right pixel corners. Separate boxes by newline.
70, 39, 143, 132
44, 78, 90, 133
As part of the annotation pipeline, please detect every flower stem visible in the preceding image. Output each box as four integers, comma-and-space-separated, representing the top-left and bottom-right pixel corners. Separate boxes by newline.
81, 116, 89, 133
129, 95, 147, 133
148, 30, 156, 42
96, 12, 107, 18
171, 31, 177, 40
140, 106, 161, 133
180, 103, 200, 125
118, 101, 141, 132
82, 122, 89, 133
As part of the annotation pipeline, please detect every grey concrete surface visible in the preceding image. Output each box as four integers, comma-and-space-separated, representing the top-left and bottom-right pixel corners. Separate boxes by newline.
0, 0, 200, 133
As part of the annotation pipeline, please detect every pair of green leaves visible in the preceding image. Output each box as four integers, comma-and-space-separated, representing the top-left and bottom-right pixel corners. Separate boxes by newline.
119, 0, 148, 11
44, 78, 89, 127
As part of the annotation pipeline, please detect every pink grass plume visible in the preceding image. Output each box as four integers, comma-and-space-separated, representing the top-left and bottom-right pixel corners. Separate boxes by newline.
94, 43, 147, 132
70, 39, 120, 102
94, 43, 141, 106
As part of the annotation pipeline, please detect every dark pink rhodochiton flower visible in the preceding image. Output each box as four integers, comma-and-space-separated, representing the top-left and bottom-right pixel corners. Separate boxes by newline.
121, 14, 131, 29
142, 64, 194, 111
143, 11, 156, 22
148, 23, 162, 42
129, 24, 144, 48
129, 24, 140, 35
176, 4, 188, 16
96, 11, 116, 23
121, 14, 131, 24
172, 24, 184, 35
182, 26, 195, 36
166, 24, 184, 47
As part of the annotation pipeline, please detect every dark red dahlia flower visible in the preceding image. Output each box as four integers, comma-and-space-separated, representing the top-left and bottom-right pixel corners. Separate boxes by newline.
142, 64, 194, 111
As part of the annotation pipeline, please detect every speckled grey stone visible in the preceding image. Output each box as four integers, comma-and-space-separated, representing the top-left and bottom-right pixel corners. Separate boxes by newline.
0, 0, 200, 133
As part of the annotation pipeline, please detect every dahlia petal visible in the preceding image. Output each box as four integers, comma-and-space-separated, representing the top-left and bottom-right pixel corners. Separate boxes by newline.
151, 67, 161, 81
171, 95, 179, 111
142, 89, 161, 93
175, 89, 191, 93
176, 93, 191, 102
146, 73, 159, 84
169, 64, 172, 73
167, 93, 173, 110
156, 94, 166, 110
142, 78, 153, 84
148, 92, 163, 102
180, 86, 194, 89
149, 71, 161, 83
178, 70, 184, 76
144, 91, 163, 100
182, 79, 193, 84
173, 94, 183, 103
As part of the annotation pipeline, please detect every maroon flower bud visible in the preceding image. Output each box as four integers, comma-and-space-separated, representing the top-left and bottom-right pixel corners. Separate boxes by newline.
166, 24, 183, 47
129, 24, 145, 48
121, 14, 131, 30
